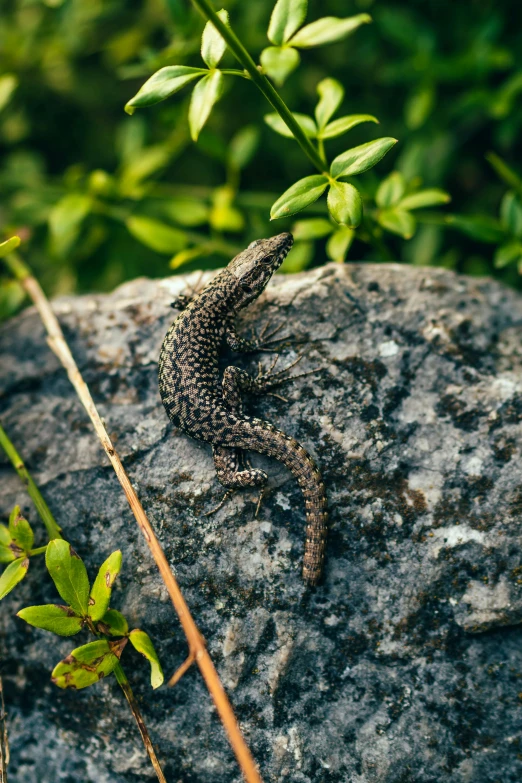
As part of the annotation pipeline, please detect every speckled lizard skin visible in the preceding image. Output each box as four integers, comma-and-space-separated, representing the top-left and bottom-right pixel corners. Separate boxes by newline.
158, 233, 328, 584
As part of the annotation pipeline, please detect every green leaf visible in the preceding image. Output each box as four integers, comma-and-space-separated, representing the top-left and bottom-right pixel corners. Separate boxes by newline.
315, 78, 344, 129
188, 70, 224, 142
0, 236, 21, 259
124, 66, 206, 113
268, 0, 308, 45
327, 182, 363, 227
494, 241, 522, 269
445, 215, 506, 243
210, 185, 244, 232
378, 209, 416, 239
0, 74, 18, 112
260, 46, 300, 87
45, 540, 90, 616
129, 629, 164, 689
88, 550, 122, 622
326, 225, 355, 262
486, 152, 522, 196
49, 193, 91, 257
271, 175, 329, 220
398, 189, 451, 211
500, 191, 522, 238
0, 557, 29, 600
228, 126, 260, 171
0, 546, 16, 564
292, 218, 333, 240
17, 604, 83, 636
331, 138, 397, 179
264, 112, 316, 139
319, 114, 378, 140
405, 85, 435, 130
0, 524, 11, 547
376, 172, 406, 208
162, 198, 209, 227
0, 523, 18, 563
201, 9, 229, 68
9, 505, 34, 553
126, 216, 188, 253
97, 608, 129, 636
0, 279, 25, 322
289, 13, 371, 48
119, 144, 173, 191
51, 638, 126, 690
170, 246, 208, 269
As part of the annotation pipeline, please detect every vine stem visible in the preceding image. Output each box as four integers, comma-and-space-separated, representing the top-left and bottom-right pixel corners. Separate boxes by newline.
2, 248, 263, 783
0, 422, 64, 541
113, 663, 166, 783
190, 0, 328, 175
0, 677, 8, 783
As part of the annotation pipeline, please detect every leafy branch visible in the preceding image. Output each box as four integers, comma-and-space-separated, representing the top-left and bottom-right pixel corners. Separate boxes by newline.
125, 0, 398, 230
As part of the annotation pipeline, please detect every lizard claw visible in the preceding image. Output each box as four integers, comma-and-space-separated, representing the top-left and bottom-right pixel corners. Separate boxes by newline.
255, 352, 325, 393
202, 489, 236, 516
250, 321, 308, 353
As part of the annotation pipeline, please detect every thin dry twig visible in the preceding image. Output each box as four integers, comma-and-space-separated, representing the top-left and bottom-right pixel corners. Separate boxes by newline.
167, 652, 196, 688
3, 249, 263, 783
114, 664, 166, 783
0, 676, 9, 783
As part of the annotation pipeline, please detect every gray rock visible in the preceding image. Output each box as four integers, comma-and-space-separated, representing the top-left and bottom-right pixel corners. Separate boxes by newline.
1, 262, 522, 783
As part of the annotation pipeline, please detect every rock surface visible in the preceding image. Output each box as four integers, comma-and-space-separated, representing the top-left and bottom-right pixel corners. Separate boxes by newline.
1, 262, 522, 783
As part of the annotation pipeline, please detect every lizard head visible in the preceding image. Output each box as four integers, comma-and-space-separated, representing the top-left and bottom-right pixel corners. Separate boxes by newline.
227, 232, 294, 309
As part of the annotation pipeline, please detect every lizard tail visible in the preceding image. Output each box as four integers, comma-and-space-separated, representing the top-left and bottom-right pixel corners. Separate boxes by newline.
231, 418, 328, 585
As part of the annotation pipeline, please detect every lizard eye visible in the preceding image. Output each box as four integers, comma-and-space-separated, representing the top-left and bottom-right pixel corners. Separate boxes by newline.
240, 282, 252, 293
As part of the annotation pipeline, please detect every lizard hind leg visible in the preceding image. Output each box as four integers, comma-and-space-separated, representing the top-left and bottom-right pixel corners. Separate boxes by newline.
203, 445, 268, 517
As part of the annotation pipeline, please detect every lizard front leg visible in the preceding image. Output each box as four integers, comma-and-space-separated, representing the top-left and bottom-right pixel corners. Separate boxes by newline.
225, 320, 289, 353
222, 361, 313, 400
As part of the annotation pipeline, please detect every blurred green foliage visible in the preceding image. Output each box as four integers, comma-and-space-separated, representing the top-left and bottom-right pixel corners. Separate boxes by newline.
1, 0, 522, 322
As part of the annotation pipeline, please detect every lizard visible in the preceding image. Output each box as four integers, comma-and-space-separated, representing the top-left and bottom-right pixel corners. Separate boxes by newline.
158, 232, 328, 585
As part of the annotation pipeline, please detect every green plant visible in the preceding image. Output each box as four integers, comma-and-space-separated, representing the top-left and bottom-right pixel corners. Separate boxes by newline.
0, 506, 46, 600
0, 415, 165, 779
4, 0, 521, 319
16, 539, 163, 690
125, 0, 399, 236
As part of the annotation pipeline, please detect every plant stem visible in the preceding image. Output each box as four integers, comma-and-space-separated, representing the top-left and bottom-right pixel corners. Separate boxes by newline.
486, 151, 522, 197
2, 250, 263, 783
190, 0, 327, 175
28, 546, 47, 556
317, 138, 326, 164
220, 69, 250, 78
0, 422, 64, 541
113, 663, 166, 783
0, 676, 8, 783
